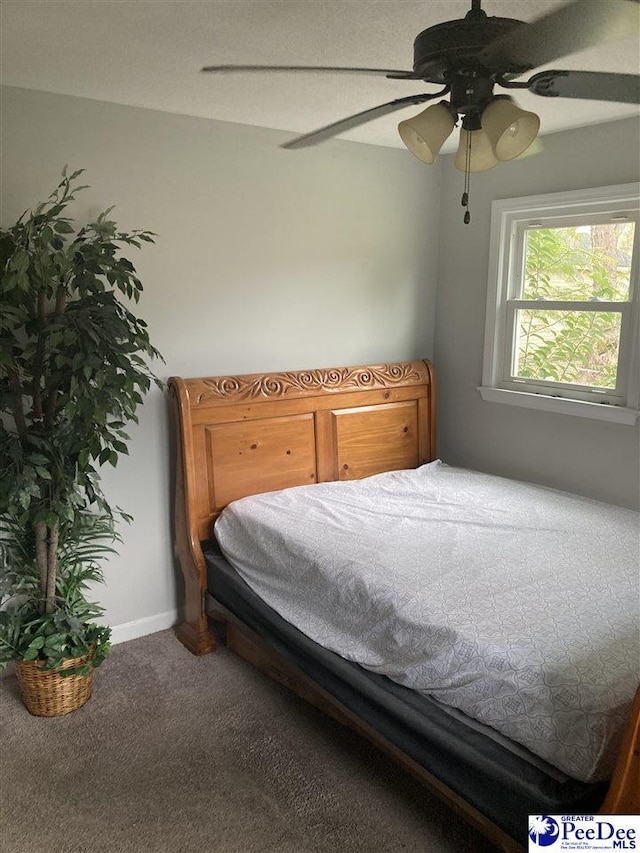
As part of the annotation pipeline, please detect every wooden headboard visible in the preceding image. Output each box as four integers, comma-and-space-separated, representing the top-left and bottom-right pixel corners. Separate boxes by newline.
169, 359, 436, 655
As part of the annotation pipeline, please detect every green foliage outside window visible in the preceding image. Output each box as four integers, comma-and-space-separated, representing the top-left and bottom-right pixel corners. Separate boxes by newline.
515, 223, 633, 389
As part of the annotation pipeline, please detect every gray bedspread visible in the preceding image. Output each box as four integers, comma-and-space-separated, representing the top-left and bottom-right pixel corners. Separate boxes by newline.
214, 461, 640, 782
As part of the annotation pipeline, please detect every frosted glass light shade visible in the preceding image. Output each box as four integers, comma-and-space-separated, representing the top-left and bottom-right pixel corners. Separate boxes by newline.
398, 102, 456, 164
453, 128, 498, 172
481, 98, 540, 161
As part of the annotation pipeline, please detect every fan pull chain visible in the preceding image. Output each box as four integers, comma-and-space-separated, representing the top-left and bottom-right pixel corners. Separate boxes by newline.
461, 129, 471, 224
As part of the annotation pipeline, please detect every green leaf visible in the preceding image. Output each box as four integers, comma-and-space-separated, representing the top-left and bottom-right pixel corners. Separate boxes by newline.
23, 636, 45, 656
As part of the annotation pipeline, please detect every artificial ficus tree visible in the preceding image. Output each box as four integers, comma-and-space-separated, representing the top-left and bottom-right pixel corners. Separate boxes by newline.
0, 169, 161, 670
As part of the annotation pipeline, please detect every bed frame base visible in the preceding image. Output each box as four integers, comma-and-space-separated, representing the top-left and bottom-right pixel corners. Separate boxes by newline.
208, 596, 524, 853
175, 620, 216, 656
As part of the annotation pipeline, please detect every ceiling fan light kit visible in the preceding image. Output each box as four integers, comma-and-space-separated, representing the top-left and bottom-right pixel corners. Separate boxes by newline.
202, 0, 639, 223
480, 96, 541, 161
398, 94, 541, 173
397, 101, 457, 164
453, 126, 499, 173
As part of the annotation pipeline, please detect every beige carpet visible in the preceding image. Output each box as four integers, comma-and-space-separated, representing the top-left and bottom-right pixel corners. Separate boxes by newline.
1, 629, 498, 853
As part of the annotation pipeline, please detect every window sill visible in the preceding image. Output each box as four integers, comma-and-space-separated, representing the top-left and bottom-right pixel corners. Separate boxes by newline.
478, 387, 640, 425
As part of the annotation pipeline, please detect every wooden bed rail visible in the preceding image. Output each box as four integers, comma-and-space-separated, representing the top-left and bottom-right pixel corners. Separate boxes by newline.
600, 683, 640, 814
169, 375, 216, 655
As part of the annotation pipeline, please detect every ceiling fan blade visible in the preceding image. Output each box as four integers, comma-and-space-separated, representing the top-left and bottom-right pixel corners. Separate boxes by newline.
528, 70, 640, 104
281, 91, 447, 149
201, 64, 419, 80
479, 0, 640, 73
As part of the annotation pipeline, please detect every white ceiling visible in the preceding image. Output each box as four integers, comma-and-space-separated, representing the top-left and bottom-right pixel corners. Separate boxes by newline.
1, 0, 638, 150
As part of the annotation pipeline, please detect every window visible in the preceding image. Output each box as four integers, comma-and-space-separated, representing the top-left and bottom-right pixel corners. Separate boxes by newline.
481, 184, 640, 424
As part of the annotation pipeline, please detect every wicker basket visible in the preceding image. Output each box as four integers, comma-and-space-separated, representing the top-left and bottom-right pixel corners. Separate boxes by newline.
15, 652, 94, 717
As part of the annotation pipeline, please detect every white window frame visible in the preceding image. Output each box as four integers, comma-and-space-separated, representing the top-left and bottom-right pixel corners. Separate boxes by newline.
480, 183, 640, 425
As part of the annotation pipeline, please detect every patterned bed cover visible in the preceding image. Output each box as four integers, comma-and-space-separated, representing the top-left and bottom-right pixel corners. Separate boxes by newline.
214, 461, 640, 783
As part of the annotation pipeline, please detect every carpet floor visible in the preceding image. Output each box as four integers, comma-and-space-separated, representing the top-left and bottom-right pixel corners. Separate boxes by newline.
1, 629, 499, 853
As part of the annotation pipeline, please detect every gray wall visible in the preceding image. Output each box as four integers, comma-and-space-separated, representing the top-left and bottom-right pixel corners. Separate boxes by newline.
1, 86, 441, 635
434, 117, 640, 509
3, 86, 638, 639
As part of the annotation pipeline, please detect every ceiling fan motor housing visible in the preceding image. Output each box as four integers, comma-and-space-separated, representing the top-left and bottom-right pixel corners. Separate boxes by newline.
412, 16, 526, 83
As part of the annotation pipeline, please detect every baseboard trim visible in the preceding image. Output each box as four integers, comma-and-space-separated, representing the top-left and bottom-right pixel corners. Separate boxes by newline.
109, 610, 179, 646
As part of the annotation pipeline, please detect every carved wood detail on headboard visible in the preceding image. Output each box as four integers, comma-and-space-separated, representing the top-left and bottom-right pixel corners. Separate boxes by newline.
193, 362, 428, 405
169, 359, 435, 655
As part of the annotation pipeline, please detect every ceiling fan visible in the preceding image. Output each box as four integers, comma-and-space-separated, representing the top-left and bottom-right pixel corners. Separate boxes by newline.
202, 0, 640, 220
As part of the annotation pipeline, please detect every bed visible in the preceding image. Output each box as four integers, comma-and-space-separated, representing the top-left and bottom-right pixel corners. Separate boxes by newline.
168, 359, 640, 852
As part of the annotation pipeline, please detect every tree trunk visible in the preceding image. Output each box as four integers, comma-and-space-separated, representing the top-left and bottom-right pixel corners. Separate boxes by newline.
32, 290, 47, 421
592, 223, 624, 284
8, 368, 27, 439
35, 520, 48, 611
44, 289, 67, 427
45, 522, 59, 615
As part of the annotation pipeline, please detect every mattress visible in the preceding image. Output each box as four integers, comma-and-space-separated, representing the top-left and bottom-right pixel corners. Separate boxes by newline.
214, 460, 640, 783
203, 538, 606, 845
